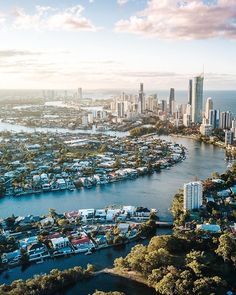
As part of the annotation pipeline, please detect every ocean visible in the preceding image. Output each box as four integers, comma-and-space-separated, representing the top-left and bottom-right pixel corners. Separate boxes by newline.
0, 89, 235, 114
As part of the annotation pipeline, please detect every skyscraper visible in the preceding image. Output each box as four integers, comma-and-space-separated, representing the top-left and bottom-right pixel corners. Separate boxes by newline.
188, 79, 192, 105
220, 111, 232, 129
138, 83, 145, 113
117, 102, 125, 118
169, 88, 175, 115
184, 181, 203, 211
209, 109, 220, 129
191, 75, 204, 124
160, 100, 167, 112
205, 97, 213, 121
78, 88, 82, 100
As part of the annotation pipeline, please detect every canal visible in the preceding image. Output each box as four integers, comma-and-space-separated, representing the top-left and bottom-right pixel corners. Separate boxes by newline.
0, 135, 227, 294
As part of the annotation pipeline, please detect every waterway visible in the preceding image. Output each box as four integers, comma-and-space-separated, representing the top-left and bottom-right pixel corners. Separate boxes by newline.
0, 128, 227, 294
0, 229, 171, 286
0, 121, 128, 137
0, 136, 226, 220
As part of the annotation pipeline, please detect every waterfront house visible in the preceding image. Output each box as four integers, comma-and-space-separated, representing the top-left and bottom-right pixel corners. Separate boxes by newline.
71, 237, 94, 253
118, 223, 130, 235
56, 178, 67, 189
51, 237, 70, 249
78, 209, 95, 221
123, 206, 136, 215
27, 242, 49, 261
95, 209, 106, 220
64, 211, 81, 222
15, 215, 41, 226
40, 217, 54, 227
1, 250, 21, 264
106, 209, 121, 221
19, 236, 38, 249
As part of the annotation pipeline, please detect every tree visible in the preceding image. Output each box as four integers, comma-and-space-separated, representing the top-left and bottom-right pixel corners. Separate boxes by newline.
175, 270, 194, 295
155, 272, 176, 295
211, 171, 220, 179
215, 233, 236, 262
20, 248, 29, 265
144, 248, 172, 274
57, 219, 69, 227
48, 208, 57, 218
99, 144, 108, 153
186, 250, 207, 277
193, 276, 226, 295
113, 157, 121, 169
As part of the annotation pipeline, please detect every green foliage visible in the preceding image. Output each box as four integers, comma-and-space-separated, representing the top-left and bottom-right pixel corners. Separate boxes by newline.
215, 233, 236, 263
130, 127, 157, 137
0, 266, 93, 295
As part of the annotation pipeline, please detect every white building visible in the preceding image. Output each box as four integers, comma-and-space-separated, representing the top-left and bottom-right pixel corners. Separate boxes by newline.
220, 111, 232, 129
184, 181, 203, 211
51, 237, 69, 249
200, 123, 212, 136
225, 130, 234, 146
183, 114, 191, 127
191, 75, 204, 124
205, 97, 213, 121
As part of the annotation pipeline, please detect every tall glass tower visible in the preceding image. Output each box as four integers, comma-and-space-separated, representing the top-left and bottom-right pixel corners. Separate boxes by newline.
191, 75, 204, 123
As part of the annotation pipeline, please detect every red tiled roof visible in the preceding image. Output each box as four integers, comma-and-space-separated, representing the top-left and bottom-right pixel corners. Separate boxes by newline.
71, 237, 90, 245
47, 232, 61, 239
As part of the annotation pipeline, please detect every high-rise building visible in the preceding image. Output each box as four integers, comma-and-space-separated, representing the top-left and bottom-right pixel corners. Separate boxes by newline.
183, 181, 203, 211
169, 88, 175, 115
220, 111, 232, 129
188, 79, 193, 105
183, 114, 191, 127
160, 100, 167, 112
138, 83, 145, 113
78, 88, 82, 100
209, 109, 220, 129
231, 120, 236, 139
225, 130, 234, 146
191, 75, 204, 124
146, 96, 154, 112
117, 102, 125, 118
205, 97, 213, 121
200, 123, 212, 136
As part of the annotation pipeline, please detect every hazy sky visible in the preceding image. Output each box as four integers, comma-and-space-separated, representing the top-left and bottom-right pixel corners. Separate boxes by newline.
0, 0, 236, 90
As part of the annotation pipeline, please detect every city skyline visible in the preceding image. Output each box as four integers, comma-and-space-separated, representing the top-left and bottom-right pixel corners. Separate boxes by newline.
0, 0, 236, 90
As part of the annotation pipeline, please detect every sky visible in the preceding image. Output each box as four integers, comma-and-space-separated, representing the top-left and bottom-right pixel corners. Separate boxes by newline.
0, 0, 236, 91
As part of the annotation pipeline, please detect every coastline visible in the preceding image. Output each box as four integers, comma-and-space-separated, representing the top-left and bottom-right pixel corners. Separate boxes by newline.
171, 133, 228, 151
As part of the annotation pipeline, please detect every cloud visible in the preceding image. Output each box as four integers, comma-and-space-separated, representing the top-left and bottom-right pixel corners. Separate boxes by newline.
115, 0, 236, 40
0, 49, 40, 58
11, 5, 99, 31
117, 0, 129, 6
118, 71, 179, 77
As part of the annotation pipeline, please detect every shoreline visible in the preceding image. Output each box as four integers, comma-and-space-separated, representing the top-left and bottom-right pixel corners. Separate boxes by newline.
171, 133, 228, 151
99, 268, 149, 287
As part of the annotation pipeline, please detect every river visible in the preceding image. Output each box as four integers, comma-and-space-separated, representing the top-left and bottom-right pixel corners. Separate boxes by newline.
0, 136, 227, 220
0, 121, 128, 137
0, 130, 227, 294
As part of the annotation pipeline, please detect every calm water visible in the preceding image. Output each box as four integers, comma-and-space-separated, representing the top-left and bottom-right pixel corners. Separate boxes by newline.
0, 137, 227, 293
0, 90, 232, 294
0, 121, 128, 137
0, 136, 226, 220
64, 274, 156, 295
